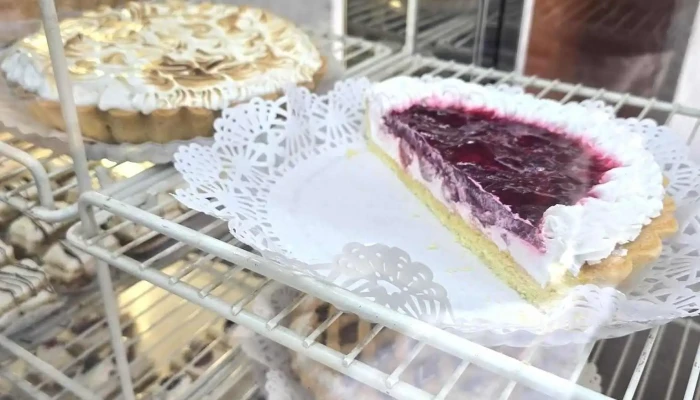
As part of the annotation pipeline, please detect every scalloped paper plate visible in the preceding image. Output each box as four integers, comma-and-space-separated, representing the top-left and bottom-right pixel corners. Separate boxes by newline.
174, 78, 700, 346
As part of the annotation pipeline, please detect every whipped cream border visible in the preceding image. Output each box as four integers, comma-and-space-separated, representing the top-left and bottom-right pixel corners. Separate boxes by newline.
366, 76, 665, 280
0, 2, 323, 114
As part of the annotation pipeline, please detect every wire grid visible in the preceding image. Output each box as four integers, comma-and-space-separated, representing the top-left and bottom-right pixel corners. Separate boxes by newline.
346, 0, 466, 46
365, 54, 700, 142
0, 258, 260, 400
0, 131, 155, 223
432, 0, 522, 64
60, 51, 700, 399
589, 318, 700, 400
66, 191, 600, 399
307, 30, 394, 76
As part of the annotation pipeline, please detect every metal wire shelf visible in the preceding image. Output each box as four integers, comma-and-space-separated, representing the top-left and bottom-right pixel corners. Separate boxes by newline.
0, 9, 395, 397
347, 0, 469, 47
4, 0, 699, 398
64, 187, 599, 399
0, 133, 169, 224
60, 51, 700, 399
0, 257, 259, 400
431, 0, 522, 66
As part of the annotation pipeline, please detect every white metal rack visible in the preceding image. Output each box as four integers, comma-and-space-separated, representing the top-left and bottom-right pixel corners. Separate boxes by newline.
60, 53, 700, 400
67, 186, 603, 400
0, 134, 167, 223
0, 0, 699, 399
0, 258, 260, 400
347, 0, 476, 51
430, 0, 522, 65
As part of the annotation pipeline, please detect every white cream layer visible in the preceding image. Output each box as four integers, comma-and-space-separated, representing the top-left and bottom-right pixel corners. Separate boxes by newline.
1, 2, 323, 113
366, 77, 665, 284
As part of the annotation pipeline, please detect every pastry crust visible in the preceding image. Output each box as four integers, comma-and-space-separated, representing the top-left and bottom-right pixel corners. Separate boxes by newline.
576, 194, 677, 285
22, 61, 326, 144
3, 1, 327, 144
368, 138, 678, 303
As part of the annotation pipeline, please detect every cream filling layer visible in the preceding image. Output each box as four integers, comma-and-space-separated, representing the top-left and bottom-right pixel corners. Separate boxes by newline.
369, 116, 554, 286
366, 77, 665, 280
1, 2, 323, 113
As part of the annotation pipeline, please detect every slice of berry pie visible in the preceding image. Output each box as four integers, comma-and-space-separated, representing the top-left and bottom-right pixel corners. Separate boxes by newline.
366, 77, 678, 302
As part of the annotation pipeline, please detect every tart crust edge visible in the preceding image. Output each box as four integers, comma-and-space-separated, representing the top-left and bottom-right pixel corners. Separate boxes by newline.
367, 132, 678, 304
8, 58, 327, 144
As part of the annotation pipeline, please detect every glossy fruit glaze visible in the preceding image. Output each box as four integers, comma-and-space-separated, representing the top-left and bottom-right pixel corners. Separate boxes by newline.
384, 104, 618, 247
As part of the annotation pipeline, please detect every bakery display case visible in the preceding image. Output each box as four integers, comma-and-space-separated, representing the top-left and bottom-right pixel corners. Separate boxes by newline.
0, 0, 699, 399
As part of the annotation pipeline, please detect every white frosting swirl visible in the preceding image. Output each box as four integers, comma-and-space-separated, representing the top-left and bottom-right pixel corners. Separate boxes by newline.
367, 77, 665, 282
1, 1, 323, 114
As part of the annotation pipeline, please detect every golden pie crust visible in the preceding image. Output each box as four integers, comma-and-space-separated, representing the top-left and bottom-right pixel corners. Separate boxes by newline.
4, 1, 326, 144
575, 194, 678, 286
19, 61, 326, 144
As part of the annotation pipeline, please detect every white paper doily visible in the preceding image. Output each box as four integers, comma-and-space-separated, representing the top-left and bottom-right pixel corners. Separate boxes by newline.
0, 38, 345, 163
174, 78, 700, 346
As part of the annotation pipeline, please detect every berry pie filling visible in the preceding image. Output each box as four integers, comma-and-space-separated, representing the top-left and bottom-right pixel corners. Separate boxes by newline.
383, 105, 619, 249
367, 77, 665, 286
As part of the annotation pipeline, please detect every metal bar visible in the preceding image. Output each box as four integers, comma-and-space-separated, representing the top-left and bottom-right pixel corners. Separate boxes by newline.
168, 251, 222, 284
420, 17, 474, 47
403, 0, 419, 53
684, 339, 700, 399
637, 98, 657, 120
171, 347, 243, 400
411, 56, 700, 116
435, 360, 470, 400
515, 0, 534, 74
0, 370, 52, 400
86, 301, 219, 398
231, 278, 273, 314
37, 0, 135, 397
613, 94, 631, 113
343, 324, 384, 367
607, 332, 636, 395
686, 119, 700, 145
560, 84, 582, 103
472, 0, 491, 66
126, 317, 226, 393
0, 165, 169, 224
73, 192, 612, 400
623, 327, 662, 400
199, 265, 245, 297
347, 0, 385, 19
0, 142, 55, 208
304, 310, 343, 347
65, 237, 436, 399
94, 261, 136, 399
666, 322, 693, 400
498, 345, 540, 400
91, 270, 254, 398
37, 281, 174, 389
330, 0, 346, 38
496, 70, 518, 85
266, 293, 308, 329
472, 67, 495, 83
352, 7, 392, 26
196, 358, 254, 400
0, 335, 98, 400
664, 103, 681, 126
386, 342, 425, 387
